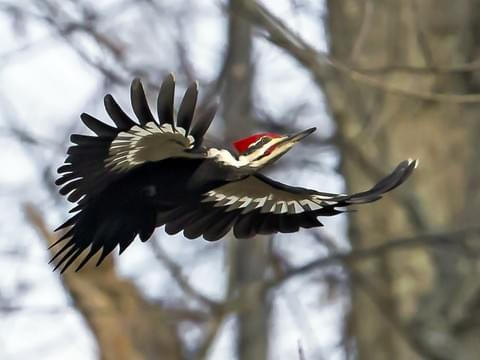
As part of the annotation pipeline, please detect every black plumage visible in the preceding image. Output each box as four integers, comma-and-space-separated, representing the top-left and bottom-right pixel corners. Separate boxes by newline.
131, 78, 156, 125
157, 73, 175, 125
176, 82, 198, 132
53, 74, 417, 272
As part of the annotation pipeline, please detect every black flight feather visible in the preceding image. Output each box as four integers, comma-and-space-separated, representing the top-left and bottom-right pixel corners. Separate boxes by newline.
80, 113, 117, 137
104, 94, 136, 129
177, 81, 198, 133
203, 211, 238, 241
157, 73, 175, 125
190, 102, 217, 146
130, 78, 156, 125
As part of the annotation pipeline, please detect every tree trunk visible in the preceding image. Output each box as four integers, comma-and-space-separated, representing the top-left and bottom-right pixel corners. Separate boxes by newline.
222, 1, 271, 359
325, 1, 480, 359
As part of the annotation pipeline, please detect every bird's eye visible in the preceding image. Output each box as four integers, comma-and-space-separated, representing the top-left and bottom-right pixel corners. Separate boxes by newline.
242, 136, 272, 155
253, 137, 270, 148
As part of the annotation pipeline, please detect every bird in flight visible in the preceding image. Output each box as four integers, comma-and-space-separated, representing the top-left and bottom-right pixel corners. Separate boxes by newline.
53, 74, 417, 272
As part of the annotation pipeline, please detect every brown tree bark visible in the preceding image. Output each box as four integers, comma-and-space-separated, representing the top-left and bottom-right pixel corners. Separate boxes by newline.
324, 1, 480, 359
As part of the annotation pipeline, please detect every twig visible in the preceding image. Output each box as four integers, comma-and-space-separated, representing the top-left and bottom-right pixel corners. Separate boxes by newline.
196, 313, 227, 360
150, 239, 220, 309
298, 340, 307, 360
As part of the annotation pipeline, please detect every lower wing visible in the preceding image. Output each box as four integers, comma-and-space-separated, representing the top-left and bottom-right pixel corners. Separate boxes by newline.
161, 159, 417, 241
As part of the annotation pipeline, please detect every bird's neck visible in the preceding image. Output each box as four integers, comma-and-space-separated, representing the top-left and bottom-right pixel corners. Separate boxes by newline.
207, 148, 251, 168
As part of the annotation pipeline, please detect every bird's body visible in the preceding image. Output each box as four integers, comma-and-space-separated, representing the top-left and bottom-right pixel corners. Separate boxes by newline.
53, 74, 417, 272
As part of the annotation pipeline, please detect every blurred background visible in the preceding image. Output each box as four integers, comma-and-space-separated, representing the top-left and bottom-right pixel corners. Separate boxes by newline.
1, 0, 479, 359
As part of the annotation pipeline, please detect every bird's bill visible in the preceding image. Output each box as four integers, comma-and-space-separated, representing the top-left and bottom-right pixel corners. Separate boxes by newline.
282, 127, 316, 145
270, 127, 316, 152
263, 127, 316, 158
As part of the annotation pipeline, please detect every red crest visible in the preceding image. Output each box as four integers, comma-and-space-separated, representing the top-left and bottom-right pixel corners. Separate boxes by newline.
232, 132, 281, 154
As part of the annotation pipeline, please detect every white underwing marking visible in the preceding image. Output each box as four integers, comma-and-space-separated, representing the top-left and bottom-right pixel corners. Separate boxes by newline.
145, 122, 162, 133
288, 200, 304, 214
310, 195, 339, 206
111, 138, 132, 143
312, 194, 337, 201
253, 197, 267, 208
300, 199, 322, 211
276, 201, 288, 214
107, 121, 195, 170
269, 202, 277, 213
110, 146, 128, 151
133, 127, 152, 137
224, 195, 239, 206
201, 192, 216, 203
225, 196, 245, 212
119, 131, 140, 139
111, 139, 132, 145
161, 123, 174, 133
269, 201, 287, 214
215, 193, 226, 202
110, 154, 129, 161
238, 197, 253, 208
310, 197, 324, 206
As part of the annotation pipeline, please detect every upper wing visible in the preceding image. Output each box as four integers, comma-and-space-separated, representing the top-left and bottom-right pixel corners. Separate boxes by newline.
160, 159, 417, 241
55, 74, 216, 203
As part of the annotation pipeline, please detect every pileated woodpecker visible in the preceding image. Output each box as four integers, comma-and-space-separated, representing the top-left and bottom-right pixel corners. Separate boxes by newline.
53, 74, 417, 272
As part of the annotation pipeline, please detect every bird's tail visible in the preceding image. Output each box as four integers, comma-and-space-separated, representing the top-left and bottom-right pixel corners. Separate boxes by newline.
332, 159, 417, 206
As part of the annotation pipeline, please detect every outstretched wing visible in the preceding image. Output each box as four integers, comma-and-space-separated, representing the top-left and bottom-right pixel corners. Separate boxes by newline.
55, 74, 216, 203
161, 159, 417, 241
52, 75, 217, 272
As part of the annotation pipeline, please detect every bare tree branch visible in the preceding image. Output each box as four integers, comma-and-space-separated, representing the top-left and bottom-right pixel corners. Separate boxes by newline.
238, 0, 480, 103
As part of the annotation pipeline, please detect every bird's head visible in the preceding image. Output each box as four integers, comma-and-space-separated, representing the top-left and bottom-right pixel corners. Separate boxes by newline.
232, 127, 316, 168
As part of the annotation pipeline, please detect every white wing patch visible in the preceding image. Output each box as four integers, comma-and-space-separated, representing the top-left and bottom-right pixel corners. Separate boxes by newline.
206, 148, 249, 168
202, 189, 342, 215
105, 122, 195, 171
